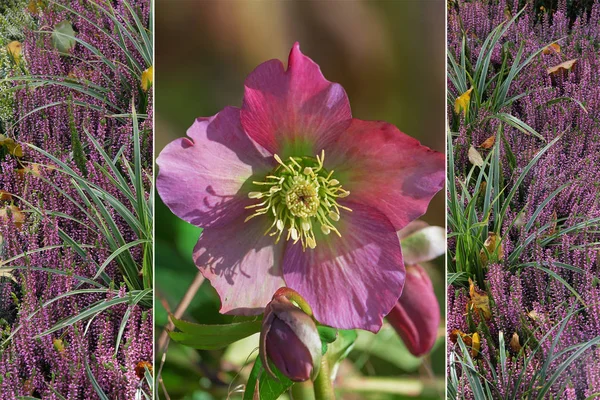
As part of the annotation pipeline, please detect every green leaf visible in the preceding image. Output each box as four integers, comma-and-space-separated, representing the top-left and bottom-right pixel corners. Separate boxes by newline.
51, 21, 76, 53
243, 357, 293, 400
326, 329, 357, 374
169, 316, 262, 350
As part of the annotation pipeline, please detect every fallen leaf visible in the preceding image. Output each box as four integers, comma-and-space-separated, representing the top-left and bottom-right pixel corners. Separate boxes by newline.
547, 59, 577, 75
0, 191, 12, 201
479, 135, 496, 149
472, 332, 481, 357
449, 329, 473, 346
542, 43, 561, 55
53, 338, 66, 353
468, 145, 484, 167
467, 278, 492, 320
548, 210, 558, 236
0, 135, 23, 157
6, 41, 22, 62
454, 87, 473, 115
509, 332, 522, 352
52, 21, 77, 53
480, 232, 504, 264
135, 361, 152, 379
141, 66, 153, 92
0, 205, 25, 229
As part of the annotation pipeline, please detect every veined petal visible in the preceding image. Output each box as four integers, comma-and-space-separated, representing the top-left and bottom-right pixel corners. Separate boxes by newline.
193, 215, 286, 315
325, 119, 444, 231
156, 106, 273, 228
386, 264, 440, 356
241, 42, 352, 158
282, 202, 404, 332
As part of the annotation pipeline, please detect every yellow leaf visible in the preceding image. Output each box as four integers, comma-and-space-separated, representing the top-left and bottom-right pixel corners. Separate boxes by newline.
543, 43, 561, 55
6, 41, 22, 62
467, 278, 492, 320
454, 87, 473, 115
141, 65, 153, 92
547, 59, 577, 75
53, 338, 65, 353
468, 145, 484, 167
0, 205, 25, 229
479, 135, 496, 149
472, 332, 481, 357
509, 332, 522, 352
0, 191, 12, 201
480, 232, 504, 264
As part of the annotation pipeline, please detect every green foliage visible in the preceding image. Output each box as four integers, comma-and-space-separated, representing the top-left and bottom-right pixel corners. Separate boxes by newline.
169, 317, 262, 350
67, 98, 88, 177
448, 8, 553, 141
448, 307, 600, 399
243, 357, 293, 400
51, 21, 76, 53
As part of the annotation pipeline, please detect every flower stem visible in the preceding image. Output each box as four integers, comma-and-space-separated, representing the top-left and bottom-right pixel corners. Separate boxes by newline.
313, 357, 335, 400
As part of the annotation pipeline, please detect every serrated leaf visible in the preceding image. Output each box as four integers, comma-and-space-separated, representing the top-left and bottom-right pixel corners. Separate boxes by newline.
52, 21, 77, 53
168, 315, 262, 350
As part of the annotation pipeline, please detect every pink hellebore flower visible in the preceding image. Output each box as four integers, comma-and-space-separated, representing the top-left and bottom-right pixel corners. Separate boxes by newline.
387, 264, 440, 356
156, 43, 444, 332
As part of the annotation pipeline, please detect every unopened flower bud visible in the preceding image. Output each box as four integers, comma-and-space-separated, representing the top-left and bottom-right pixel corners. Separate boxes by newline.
260, 288, 321, 382
386, 264, 440, 356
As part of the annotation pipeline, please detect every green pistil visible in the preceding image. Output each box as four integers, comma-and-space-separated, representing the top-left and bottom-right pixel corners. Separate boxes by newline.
245, 150, 351, 250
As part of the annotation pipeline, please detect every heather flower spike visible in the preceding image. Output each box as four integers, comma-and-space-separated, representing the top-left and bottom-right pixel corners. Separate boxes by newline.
157, 42, 444, 331
259, 288, 322, 382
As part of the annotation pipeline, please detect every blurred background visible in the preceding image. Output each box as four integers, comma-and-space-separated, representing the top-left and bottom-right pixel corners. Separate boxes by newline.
155, 1, 446, 399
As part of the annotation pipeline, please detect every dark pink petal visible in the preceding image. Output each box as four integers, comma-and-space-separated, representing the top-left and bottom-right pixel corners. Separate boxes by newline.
282, 202, 404, 332
241, 42, 352, 157
266, 318, 314, 382
386, 264, 440, 356
156, 107, 273, 228
325, 119, 444, 231
193, 215, 286, 315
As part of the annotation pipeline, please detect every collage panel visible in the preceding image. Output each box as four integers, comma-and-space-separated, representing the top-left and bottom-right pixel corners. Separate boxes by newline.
0, 0, 153, 399
447, 0, 600, 398
154, 1, 446, 399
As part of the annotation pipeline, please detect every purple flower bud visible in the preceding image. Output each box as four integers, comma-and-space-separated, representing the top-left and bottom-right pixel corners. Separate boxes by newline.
260, 289, 322, 382
386, 264, 440, 356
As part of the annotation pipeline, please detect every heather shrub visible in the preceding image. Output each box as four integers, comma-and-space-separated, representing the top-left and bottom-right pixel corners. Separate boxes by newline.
447, 0, 600, 398
0, 0, 153, 398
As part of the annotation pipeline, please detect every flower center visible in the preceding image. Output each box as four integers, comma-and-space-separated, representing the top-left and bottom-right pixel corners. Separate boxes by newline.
245, 151, 350, 250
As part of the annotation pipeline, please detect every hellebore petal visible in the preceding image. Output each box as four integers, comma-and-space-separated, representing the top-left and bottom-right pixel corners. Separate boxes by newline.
241, 42, 352, 158
283, 202, 405, 332
157, 106, 273, 228
260, 293, 321, 382
193, 215, 286, 315
386, 264, 440, 356
324, 119, 444, 231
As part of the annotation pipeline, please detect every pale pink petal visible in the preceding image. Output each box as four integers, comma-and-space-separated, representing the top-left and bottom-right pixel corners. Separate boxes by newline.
282, 202, 404, 332
193, 215, 286, 315
325, 119, 444, 231
156, 107, 273, 228
241, 42, 352, 157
